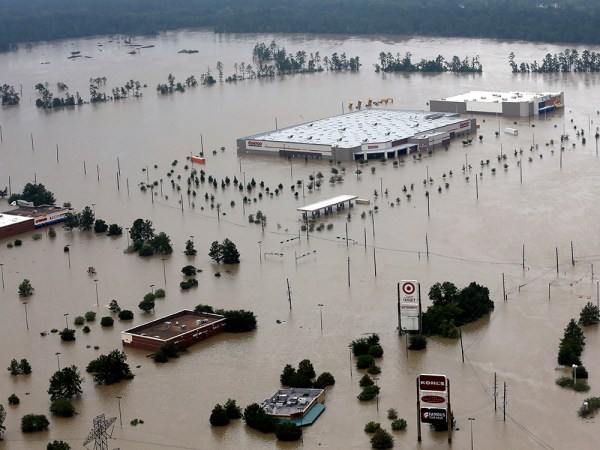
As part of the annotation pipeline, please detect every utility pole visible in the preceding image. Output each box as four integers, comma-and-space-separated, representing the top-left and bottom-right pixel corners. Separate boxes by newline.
286, 278, 292, 309
459, 329, 464, 363
503, 382, 507, 422
373, 248, 377, 277
345, 223, 349, 248
571, 241, 575, 265
347, 257, 351, 286
556, 247, 559, 274
493, 372, 497, 411
502, 273, 506, 301
425, 233, 429, 258
522, 244, 525, 270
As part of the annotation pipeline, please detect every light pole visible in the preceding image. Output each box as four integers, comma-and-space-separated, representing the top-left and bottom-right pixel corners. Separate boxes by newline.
348, 344, 353, 378
23, 301, 29, 330
0, 263, 4, 290
318, 304, 324, 332
65, 244, 71, 269
161, 258, 166, 285
150, 284, 155, 295
64, 313, 69, 329
94, 279, 99, 307
55, 352, 61, 371
468, 417, 475, 450
190, 235, 194, 243
125, 228, 130, 249
573, 364, 578, 385
91, 203, 96, 215
258, 241, 262, 262
116, 396, 123, 427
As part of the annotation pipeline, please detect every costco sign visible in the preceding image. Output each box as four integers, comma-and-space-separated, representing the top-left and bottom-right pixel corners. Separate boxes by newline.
247, 140, 263, 147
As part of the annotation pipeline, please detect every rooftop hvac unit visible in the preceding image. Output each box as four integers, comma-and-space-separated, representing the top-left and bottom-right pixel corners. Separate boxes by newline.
196, 320, 202, 325
165, 321, 171, 326
181, 324, 187, 329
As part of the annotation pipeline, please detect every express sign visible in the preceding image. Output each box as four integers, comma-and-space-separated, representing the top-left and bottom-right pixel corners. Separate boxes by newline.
419, 374, 447, 392
421, 407, 447, 423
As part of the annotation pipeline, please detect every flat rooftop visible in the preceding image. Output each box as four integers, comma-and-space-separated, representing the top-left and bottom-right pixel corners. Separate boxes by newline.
243, 109, 463, 148
442, 91, 560, 103
3, 205, 66, 218
0, 213, 33, 227
262, 388, 324, 418
125, 310, 224, 340
297, 195, 357, 213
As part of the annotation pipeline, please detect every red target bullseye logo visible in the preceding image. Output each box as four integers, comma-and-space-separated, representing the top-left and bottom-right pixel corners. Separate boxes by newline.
403, 282, 415, 295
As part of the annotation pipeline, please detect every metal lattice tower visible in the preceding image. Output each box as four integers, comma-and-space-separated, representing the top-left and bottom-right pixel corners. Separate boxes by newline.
83, 414, 117, 450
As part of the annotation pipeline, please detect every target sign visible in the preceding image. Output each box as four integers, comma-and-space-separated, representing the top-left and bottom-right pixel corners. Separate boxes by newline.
399, 280, 420, 325
402, 281, 416, 295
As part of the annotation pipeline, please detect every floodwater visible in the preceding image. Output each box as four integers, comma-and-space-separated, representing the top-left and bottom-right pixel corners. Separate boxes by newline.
1, 30, 600, 450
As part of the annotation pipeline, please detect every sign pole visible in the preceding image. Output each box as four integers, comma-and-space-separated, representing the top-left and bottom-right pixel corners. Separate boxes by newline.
397, 283, 402, 334
418, 283, 423, 333
447, 379, 452, 444
416, 377, 422, 442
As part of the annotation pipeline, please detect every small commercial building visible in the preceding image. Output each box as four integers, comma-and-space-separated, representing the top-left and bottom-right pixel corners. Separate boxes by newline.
237, 109, 475, 161
0, 204, 75, 239
121, 310, 226, 351
0, 213, 35, 239
261, 388, 326, 426
430, 91, 564, 117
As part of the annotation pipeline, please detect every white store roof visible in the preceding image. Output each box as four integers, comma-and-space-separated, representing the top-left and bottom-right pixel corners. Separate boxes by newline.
442, 91, 560, 103
0, 213, 33, 227
245, 109, 464, 149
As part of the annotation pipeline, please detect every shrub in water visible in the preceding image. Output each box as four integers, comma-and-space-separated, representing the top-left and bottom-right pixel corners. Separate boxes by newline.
118, 310, 134, 321
364, 421, 381, 433
356, 355, 375, 369
73, 316, 85, 326
100, 316, 114, 327
391, 418, 407, 431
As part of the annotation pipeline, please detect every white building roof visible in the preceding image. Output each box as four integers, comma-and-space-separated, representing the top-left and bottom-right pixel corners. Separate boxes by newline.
442, 91, 560, 103
0, 213, 33, 227
297, 195, 358, 213
245, 109, 463, 149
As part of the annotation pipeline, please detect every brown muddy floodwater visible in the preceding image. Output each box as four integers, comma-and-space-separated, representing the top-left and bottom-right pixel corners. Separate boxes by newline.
1, 30, 600, 450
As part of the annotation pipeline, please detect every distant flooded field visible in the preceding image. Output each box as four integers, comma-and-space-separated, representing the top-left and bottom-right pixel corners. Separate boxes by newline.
1, 30, 600, 449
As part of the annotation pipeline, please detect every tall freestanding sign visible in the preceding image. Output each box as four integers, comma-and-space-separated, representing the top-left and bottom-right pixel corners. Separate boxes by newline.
417, 373, 452, 443
398, 280, 422, 332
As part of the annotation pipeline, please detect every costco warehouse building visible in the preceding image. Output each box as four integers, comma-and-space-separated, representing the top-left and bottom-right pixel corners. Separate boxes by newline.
237, 109, 476, 162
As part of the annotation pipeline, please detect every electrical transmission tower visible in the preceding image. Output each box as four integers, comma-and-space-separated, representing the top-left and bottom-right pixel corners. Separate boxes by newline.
83, 414, 117, 450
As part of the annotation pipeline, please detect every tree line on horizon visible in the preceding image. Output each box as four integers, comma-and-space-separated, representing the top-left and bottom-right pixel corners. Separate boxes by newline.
2, 0, 600, 52
509, 49, 600, 73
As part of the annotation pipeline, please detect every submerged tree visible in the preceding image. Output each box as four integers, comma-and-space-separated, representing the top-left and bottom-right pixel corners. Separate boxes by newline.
7, 183, 55, 206
86, 350, 134, 385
